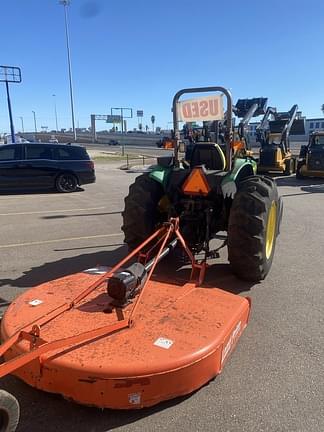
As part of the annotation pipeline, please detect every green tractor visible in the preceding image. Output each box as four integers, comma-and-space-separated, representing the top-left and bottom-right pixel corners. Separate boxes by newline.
122, 86, 282, 281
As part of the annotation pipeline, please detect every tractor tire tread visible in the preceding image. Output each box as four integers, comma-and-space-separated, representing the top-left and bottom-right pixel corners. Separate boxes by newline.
228, 175, 280, 282
122, 174, 165, 250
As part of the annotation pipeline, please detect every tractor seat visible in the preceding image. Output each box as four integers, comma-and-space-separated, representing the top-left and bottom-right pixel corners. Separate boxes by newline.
190, 143, 226, 171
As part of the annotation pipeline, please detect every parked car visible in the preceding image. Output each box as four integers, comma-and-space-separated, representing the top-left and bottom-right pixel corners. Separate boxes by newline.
48, 135, 59, 143
0, 143, 95, 192
108, 139, 119, 146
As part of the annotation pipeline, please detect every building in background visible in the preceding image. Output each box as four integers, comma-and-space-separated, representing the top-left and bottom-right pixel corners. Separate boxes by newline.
248, 122, 260, 139
305, 118, 324, 135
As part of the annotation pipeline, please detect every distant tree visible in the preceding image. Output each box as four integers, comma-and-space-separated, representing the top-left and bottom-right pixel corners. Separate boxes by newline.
151, 115, 155, 132
321, 104, 324, 115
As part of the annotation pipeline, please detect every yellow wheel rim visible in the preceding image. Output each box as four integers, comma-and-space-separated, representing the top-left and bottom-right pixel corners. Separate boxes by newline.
265, 201, 277, 259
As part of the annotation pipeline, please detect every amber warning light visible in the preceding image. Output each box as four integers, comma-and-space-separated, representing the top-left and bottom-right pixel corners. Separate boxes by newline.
182, 168, 211, 196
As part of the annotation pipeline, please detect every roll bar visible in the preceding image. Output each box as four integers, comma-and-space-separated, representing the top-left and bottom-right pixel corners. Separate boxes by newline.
172, 86, 233, 170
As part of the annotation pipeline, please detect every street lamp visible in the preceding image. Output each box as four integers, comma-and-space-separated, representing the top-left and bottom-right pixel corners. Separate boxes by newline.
32, 111, 37, 134
19, 116, 24, 133
52, 94, 59, 132
59, 0, 76, 142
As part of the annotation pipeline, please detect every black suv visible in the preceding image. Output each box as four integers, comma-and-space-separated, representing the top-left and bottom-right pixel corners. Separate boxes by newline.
0, 143, 95, 192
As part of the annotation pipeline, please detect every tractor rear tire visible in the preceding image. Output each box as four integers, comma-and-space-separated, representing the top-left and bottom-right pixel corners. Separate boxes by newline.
122, 174, 166, 250
228, 176, 281, 282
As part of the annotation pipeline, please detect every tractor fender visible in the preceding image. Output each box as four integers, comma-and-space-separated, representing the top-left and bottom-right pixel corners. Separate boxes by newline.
221, 159, 256, 198
149, 166, 172, 189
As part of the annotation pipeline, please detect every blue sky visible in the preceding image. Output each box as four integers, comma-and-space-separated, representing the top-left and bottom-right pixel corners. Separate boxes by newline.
0, 0, 324, 133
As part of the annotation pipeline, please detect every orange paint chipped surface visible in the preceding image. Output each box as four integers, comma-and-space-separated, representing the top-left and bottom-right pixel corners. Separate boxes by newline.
1, 272, 250, 409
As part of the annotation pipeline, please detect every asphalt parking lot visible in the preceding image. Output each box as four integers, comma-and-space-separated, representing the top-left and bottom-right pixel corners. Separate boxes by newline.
0, 161, 323, 432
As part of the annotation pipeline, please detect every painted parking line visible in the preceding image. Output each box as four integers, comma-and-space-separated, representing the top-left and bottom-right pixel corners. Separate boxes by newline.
0, 194, 82, 201
0, 207, 107, 216
0, 233, 122, 249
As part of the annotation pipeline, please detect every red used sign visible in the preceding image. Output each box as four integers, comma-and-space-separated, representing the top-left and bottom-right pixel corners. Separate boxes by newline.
177, 95, 224, 122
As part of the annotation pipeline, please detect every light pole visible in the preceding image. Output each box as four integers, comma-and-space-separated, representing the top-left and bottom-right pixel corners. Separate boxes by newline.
59, 0, 76, 142
32, 111, 37, 135
52, 94, 59, 132
0, 66, 22, 143
19, 116, 24, 133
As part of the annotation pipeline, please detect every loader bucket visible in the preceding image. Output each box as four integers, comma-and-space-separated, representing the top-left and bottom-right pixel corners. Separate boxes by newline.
235, 98, 268, 118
